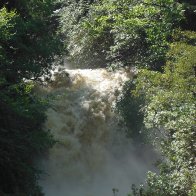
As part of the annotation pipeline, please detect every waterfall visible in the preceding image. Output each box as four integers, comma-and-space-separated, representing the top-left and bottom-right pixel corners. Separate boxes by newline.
38, 67, 157, 196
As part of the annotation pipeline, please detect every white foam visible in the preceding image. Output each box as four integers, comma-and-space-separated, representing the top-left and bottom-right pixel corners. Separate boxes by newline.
39, 68, 157, 196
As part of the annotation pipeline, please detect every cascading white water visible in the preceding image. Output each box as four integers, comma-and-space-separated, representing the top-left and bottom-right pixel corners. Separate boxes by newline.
38, 67, 157, 196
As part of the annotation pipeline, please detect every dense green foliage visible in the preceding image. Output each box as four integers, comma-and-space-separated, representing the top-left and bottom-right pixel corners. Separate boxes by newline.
0, 1, 61, 82
0, 1, 61, 195
130, 32, 196, 195
0, 82, 54, 195
59, 0, 183, 70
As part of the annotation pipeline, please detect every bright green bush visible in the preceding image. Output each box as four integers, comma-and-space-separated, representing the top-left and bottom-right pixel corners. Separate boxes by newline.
131, 32, 196, 196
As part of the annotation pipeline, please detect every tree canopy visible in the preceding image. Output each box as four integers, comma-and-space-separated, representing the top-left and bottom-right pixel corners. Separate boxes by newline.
59, 0, 184, 70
